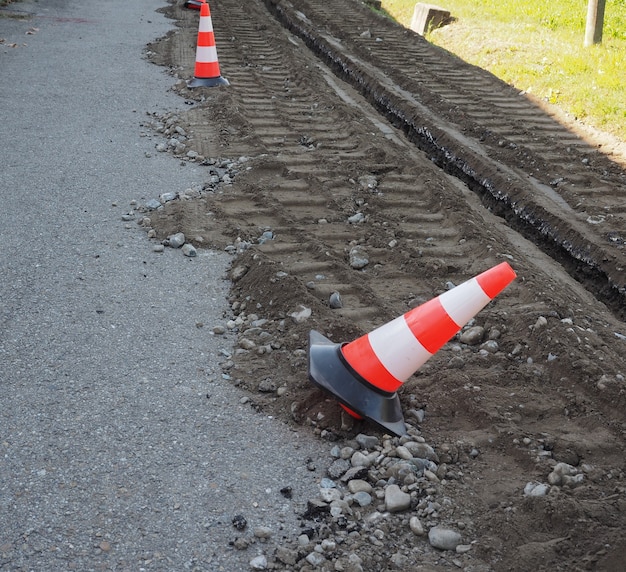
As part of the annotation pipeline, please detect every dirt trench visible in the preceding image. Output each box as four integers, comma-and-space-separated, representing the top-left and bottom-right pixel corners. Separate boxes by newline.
144, 0, 626, 569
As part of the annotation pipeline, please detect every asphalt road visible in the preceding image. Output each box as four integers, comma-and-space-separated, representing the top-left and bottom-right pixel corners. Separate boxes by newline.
0, 0, 329, 569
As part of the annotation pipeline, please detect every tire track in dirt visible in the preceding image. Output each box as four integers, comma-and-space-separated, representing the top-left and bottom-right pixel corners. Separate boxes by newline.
261, 0, 626, 320
155, 0, 493, 336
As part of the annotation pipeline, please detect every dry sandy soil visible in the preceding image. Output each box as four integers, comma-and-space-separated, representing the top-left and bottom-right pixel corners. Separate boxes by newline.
142, 0, 626, 569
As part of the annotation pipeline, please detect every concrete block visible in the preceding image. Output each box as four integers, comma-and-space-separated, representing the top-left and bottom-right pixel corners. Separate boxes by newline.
410, 3, 451, 35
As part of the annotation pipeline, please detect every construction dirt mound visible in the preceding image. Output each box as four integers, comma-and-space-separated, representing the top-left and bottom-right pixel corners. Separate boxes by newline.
140, 0, 626, 569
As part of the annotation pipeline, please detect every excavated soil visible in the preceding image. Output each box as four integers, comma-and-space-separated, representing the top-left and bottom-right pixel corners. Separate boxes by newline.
143, 0, 626, 569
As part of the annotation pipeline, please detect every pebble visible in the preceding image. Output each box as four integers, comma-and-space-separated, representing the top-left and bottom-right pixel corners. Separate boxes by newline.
428, 526, 462, 551
348, 479, 372, 494
328, 459, 351, 479
352, 491, 372, 506
160, 191, 177, 203
384, 484, 411, 512
306, 552, 326, 566
290, 305, 311, 323
249, 555, 267, 569
254, 526, 273, 539
167, 232, 185, 248
524, 482, 550, 497
409, 516, 425, 536
355, 434, 379, 449
145, 198, 162, 210
181, 243, 197, 257
348, 212, 365, 224
349, 247, 369, 269
329, 292, 343, 309
459, 325, 485, 345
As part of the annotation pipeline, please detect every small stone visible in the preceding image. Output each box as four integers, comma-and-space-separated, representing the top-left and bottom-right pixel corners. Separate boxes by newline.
384, 484, 411, 512
231, 265, 248, 281
352, 491, 372, 507
480, 340, 499, 353
348, 212, 365, 224
409, 516, 425, 536
160, 191, 177, 203
329, 292, 343, 309
327, 459, 351, 479
153, 244, 165, 253
249, 555, 267, 570
428, 527, 462, 551
524, 482, 550, 497
167, 232, 185, 248
239, 338, 256, 350
275, 546, 298, 565
348, 479, 372, 494
395, 445, 413, 460
181, 243, 197, 257
145, 198, 162, 210
351, 451, 376, 468
290, 305, 311, 323
340, 466, 368, 482
349, 247, 369, 269
254, 526, 273, 539
306, 552, 326, 566
403, 442, 439, 462
459, 326, 485, 345
355, 434, 379, 449
320, 488, 342, 503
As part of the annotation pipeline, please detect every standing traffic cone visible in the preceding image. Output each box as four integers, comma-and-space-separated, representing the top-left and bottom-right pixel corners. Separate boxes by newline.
308, 262, 517, 436
187, 0, 229, 88
184, 0, 203, 9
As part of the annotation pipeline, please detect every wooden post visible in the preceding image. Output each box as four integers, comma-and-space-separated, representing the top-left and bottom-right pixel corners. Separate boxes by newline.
584, 0, 606, 46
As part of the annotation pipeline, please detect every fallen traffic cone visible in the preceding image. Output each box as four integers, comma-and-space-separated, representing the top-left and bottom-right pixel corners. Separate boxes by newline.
308, 262, 517, 436
187, 0, 229, 88
184, 0, 203, 9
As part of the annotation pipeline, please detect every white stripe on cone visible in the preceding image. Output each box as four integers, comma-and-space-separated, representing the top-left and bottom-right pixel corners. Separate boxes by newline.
196, 46, 218, 62
368, 315, 431, 382
199, 17, 214, 33
439, 278, 491, 326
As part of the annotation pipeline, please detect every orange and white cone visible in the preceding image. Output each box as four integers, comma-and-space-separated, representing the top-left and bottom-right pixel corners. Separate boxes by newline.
187, 0, 229, 88
308, 262, 517, 435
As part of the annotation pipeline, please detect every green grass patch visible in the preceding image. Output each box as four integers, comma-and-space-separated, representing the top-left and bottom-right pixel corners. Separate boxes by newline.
381, 0, 626, 140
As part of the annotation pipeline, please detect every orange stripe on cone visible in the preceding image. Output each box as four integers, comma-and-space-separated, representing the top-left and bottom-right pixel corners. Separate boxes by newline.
308, 262, 516, 435
187, 1, 229, 88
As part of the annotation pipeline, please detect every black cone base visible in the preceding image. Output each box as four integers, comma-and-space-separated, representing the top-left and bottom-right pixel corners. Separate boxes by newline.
187, 76, 230, 88
308, 330, 407, 436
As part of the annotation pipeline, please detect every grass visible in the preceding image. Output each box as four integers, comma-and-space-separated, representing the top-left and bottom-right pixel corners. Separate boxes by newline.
380, 0, 626, 141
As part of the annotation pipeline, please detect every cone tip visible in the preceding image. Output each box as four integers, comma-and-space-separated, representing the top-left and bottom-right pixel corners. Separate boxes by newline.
477, 261, 517, 299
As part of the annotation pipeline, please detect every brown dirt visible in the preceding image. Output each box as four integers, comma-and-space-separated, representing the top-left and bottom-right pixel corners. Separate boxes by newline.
143, 0, 626, 569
